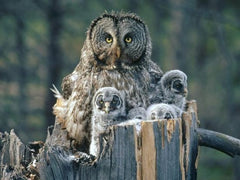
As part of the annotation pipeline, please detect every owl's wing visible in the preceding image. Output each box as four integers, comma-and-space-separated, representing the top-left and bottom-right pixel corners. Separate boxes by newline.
148, 60, 163, 84
61, 75, 72, 99
148, 60, 164, 104
61, 71, 80, 99
62, 70, 95, 152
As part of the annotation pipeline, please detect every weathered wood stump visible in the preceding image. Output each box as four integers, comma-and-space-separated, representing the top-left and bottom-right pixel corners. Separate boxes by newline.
1, 100, 240, 180
0, 130, 43, 179
36, 100, 199, 180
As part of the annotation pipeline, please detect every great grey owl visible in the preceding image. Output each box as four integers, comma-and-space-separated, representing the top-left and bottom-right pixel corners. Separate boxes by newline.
160, 70, 188, 110
54, 11, 163, 152
90, 87, 125, 157
146, 103, 182, 120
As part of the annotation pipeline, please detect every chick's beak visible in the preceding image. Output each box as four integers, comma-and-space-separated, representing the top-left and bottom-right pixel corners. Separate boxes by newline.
183, 88, 188, 97
104, 102, 110, 114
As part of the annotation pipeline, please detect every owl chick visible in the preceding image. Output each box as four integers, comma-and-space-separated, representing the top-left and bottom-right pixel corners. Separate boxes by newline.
55, 11, 163, 152
160, 70, 188, 110
127, 107, 147, 120
146, 103, 182, 120
90, 87, 126, 157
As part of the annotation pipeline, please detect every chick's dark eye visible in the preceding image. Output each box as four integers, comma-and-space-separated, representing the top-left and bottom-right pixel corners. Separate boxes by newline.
112, 95, 120, 106
165, 112, 172, 119
136, 116, 142, 119
173, 80, 183, 90
151, 112, 156, 120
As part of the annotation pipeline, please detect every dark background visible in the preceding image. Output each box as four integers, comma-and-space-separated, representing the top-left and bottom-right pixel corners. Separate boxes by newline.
0, 0, 239, 179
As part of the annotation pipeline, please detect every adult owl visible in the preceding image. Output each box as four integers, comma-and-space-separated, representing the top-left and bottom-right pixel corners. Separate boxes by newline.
90, 87, 126, 157
55, 11, 163, 152
160, 70, 188, 110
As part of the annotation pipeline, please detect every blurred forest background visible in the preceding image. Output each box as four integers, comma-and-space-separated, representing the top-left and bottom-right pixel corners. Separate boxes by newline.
0, 0, 239, 179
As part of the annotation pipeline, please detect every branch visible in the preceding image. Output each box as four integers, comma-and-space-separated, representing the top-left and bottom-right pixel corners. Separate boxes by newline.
197, 128, 240, 157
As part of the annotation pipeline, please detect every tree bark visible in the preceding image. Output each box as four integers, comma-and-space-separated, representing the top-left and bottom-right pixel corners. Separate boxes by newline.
0, 130, 32, 179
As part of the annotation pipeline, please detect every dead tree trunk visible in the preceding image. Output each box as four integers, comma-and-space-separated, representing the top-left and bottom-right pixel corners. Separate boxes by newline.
1, 100, 240, 180
0, 130, 41, 179
36, 100, 199, 180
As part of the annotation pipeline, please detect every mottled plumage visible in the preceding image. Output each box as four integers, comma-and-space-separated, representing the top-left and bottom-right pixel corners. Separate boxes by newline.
90, 87, 126, 157
54, 11, 163, 152
160, 70, 188, 110
146, 103, 182, 120
127, 107, 147, 120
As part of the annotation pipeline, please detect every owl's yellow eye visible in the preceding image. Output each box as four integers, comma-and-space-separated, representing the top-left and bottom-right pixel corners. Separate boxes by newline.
106, 37, 113, 43
125, 37, 132, 43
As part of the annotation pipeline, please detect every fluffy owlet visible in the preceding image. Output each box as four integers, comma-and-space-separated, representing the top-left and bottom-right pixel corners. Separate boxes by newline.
146, 103, 182, 120
54, 11, 163, 152
127, 107, 147, 120
160, 70, 188, 110
90, 87, 126, 157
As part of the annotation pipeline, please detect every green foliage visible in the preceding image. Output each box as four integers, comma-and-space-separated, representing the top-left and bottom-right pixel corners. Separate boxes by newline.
198, 147, 234, 179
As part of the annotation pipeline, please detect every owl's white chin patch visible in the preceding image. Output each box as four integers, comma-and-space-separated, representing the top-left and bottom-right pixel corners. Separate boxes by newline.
103, 60, 133, 70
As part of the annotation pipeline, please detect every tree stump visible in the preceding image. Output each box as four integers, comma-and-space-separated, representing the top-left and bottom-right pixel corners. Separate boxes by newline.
35, 100, 199, 180
2, 100, 240, 180
0, 130, 43, 179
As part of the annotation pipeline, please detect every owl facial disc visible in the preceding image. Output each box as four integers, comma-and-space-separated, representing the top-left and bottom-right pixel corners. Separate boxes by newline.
95, 93, 122, 114
89, 12, 149, 69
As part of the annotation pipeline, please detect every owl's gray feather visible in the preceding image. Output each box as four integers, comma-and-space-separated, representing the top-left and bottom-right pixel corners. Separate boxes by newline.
56, 11, 163, 152
90, 87, 126, 157
160, 70, 188, 110
127, 107, 147, 120
146, 103, 182, 120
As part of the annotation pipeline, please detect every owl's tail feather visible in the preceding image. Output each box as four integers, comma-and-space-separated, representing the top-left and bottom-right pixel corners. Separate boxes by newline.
51, 84, 66, 125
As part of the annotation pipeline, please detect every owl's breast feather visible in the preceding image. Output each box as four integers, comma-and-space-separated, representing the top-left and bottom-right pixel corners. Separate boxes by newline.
91, 68, 150, 109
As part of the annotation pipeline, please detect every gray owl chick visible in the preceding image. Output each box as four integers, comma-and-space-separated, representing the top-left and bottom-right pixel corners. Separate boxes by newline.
90, 87, 126, 157
127, 107, 147, 120
146, 103, 182, 120
56, 11, 163, 152
160, 70, 188, 110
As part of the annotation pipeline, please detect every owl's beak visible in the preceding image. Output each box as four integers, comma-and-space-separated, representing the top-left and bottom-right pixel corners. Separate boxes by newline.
183, 88, 188, 97
104, 102, 110, 114
116, 46, 121, 59
112, 45, 121, 59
